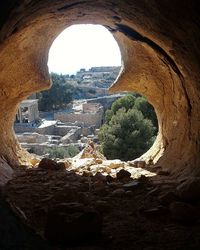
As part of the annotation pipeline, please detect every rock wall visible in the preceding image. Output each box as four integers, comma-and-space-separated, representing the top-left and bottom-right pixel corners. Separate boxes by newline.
0, 0, 200, 177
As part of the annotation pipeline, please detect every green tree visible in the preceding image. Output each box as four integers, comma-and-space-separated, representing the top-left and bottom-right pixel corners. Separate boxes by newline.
105, 93, 136, 123
134, 96, 158, 129
111, 94, 136, 114
98, 108, 156, 161
38, 73, 74, 111
105, 94, 157, 129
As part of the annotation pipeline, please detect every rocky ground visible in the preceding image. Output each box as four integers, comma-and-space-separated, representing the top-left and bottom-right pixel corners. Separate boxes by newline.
1, 146, 200, 249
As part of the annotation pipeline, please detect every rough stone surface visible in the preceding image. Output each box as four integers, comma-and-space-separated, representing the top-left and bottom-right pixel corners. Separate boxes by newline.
111, 188, 125, 197
0, 0, 199, 177
170, 201, 199, 223
0, 157, 14, 186
44, 204, 102, 244
3, 163, 200, 249
0, 199, 49, 249
176, 177, 200, 202
159, 192, 177, 205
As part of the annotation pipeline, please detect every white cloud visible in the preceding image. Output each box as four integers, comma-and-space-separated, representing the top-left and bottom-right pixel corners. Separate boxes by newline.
48, 24, 121, 74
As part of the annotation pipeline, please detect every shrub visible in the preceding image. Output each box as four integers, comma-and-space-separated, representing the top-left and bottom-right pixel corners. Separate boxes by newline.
45, 145, 79, 159
98, 93, 157, 161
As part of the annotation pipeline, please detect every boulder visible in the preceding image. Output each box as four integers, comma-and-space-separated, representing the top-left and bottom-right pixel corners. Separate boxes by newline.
176, 177, 200, 202
57, 161, 69, 169
116, 169, 131, 180
38, 158, 63, 171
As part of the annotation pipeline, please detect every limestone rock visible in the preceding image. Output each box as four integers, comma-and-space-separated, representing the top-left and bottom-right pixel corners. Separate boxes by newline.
116, 169, 131, 181
38, 158, 63, 171
103, 160, 124, 169
74, 141, 105, 160
95, 158, 103, 164
72, 158, 96, 169
137, 161, 146, 168
127, 161, 138, 167
176, 178, 200, 202
29, 158, 40, 167
0, 0, 199, 181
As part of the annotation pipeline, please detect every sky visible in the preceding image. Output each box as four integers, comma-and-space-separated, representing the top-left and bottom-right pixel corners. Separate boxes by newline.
48, 24, 121, 75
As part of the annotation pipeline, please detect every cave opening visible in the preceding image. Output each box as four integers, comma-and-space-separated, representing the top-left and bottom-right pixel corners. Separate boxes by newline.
1, 1, 200, 249
14, 24, 158, 164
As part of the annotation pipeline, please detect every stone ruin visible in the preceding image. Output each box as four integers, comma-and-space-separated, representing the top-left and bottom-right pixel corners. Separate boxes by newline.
15, 101, 104, 156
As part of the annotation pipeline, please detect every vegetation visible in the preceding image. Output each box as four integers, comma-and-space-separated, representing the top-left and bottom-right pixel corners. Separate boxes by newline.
98, 94, 157, 161
45, 145, 80, 159
38, 73, 75, 111
134, 96, 157, 128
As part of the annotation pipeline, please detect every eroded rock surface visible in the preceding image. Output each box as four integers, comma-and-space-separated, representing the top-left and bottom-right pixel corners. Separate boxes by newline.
3, 157, 200, 249
0, 157, 14, 186
0, 0, 199, 177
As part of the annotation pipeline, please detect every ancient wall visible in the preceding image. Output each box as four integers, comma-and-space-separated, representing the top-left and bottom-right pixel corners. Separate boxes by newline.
54, 111, 103, 128
54, 125, 82, 137
14, 124, 55, 135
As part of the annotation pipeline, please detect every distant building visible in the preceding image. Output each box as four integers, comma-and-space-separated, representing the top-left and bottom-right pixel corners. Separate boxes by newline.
54, 102, 104, 128
15, 99, 39, 124
75, 66, 121, 88
90, 66, 121, 72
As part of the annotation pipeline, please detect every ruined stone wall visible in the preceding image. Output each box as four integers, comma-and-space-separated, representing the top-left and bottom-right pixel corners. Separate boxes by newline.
54, 125, 82, 137
54, 111, 103, 128
14, 124, 55, 135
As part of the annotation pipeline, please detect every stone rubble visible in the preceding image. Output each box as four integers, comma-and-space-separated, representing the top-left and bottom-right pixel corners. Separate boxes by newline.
2, 149, 200, 249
